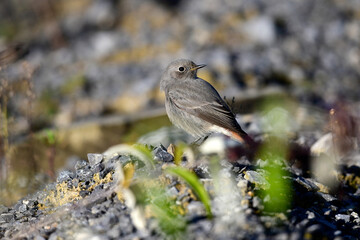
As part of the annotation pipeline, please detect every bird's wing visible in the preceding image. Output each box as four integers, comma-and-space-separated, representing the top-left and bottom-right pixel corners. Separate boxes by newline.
168, 79, 247, 135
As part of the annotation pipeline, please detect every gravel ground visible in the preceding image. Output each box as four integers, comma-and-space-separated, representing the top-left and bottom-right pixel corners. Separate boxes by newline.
1, 126, 360, 239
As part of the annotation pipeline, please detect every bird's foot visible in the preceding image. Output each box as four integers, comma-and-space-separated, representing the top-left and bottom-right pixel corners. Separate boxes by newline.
191, 134, 210, 146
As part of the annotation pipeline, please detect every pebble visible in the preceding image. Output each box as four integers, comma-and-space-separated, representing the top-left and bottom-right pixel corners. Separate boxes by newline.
0, 213, 15, 223
76, 168, 94, 181
57, 170, 75, 183
152, 144, 174, 162
18, 204, 28, 213
87, 154, 104, 166
295, 177, 320, 192
316, 192, 337, 202
335, 214, 350, 223
91, 163, 105, 173
244, 170, 270, 189
0, 205, 9, 214
75, 160, 89, 170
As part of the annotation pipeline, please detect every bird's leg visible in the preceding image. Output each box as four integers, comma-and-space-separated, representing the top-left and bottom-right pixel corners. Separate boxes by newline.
192, 134, 210, 145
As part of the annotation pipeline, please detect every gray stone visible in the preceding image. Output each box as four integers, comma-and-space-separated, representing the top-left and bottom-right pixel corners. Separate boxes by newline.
0, 213, 15, 222
152, 144, 174, 162
306, 211, 315, 219
18, 204, 28, 213
167, 186, 179, 197
295, 177, 319, 192
335, 214, 350, 223
187, 201, 207, 217
57, 170, 75, 182
316, 192, 337, 202
351, 212, 359, 219
244, 170, 270, 189
76, 168, 94, 180
252, 197, 264, 210
75, 160, 89, 170
87, 153, 104, 166
91, 163, 105, 173
0, 205, 9, 214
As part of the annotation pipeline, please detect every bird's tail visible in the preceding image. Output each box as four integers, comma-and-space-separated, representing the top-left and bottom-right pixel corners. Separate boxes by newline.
229, 130, 256, 148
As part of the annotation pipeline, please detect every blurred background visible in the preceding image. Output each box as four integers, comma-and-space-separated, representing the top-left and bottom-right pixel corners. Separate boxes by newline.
0, 0, 359, 206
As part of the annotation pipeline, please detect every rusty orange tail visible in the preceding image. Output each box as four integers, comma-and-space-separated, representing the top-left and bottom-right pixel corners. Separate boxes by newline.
229, 130, 256, 148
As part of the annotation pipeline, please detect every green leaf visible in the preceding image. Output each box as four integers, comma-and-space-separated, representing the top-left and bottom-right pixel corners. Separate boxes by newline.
166, 166, 212, 218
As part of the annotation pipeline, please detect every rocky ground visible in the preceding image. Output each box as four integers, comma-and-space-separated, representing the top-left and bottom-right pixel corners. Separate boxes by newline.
1, 116, 360, 239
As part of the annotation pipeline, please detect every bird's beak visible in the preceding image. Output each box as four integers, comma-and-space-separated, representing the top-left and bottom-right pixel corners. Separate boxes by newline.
190, 64, 206, 71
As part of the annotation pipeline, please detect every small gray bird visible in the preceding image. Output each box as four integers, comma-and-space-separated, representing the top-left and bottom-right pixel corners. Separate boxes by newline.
160, 59, 254, 145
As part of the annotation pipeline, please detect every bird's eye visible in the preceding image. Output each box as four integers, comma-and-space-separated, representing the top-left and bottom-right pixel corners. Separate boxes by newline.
178, 67, 185, 72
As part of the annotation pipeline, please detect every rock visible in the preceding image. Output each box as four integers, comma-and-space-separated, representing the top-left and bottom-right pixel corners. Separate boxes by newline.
306, 211, 315, 219
350, 212, 359, 219
252, 197, 263, 210
316, 192, 337, 202
0, 213, 15, 223
57, 170, 75, 182
74, 229, 108, 240
87, 154, 104, 166
166, 186, 178, 197
91, 163, 105, 173
18, 204, 28, 213
295, 177, 320, 192
75, 160, 89, 170
244, 170, 270, 189
193, 163, 211, 179
187, 201, 207, 218
335, 214, 350, 223
153, 144, 174, 162
0, 205, 9, 214
76, 168, 94, 181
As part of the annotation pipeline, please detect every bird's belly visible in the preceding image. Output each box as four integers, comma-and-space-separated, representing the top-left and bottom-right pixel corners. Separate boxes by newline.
165, 100, 210, 138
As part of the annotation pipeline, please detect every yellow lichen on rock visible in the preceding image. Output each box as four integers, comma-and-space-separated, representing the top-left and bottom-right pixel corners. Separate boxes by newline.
38, 172, 113, 210
39, 182, 81, 209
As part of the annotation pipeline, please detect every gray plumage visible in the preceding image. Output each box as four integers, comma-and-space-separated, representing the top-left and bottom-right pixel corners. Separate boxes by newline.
160, 59, 250, 142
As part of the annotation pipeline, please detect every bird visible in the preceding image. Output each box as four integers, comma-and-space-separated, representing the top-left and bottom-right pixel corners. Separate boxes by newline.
160, 59, 255, 146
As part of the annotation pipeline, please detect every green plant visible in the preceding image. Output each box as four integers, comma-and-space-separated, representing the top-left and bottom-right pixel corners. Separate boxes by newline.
257, 98, 294, 213
166, 166, 212, 218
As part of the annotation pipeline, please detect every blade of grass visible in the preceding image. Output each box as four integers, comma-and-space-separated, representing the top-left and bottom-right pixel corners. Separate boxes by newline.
166, 166, 212, 218
257, 98, 294, 213
103, 144, 155, 170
